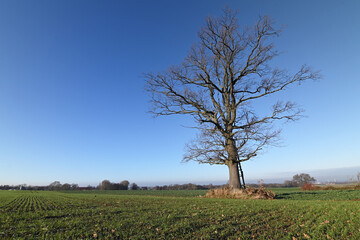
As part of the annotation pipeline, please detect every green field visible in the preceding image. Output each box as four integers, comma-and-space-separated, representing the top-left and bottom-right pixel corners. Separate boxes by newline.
1, 189, 360, 239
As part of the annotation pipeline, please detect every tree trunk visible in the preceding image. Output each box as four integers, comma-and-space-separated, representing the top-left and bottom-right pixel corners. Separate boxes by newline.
226, 138, 242, 189
228, 161, 241, 189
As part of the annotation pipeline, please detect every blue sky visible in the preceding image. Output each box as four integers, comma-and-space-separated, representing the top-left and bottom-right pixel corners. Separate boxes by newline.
0, 0, 359, 186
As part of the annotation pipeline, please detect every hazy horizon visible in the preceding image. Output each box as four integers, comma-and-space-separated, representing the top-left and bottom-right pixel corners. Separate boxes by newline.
2, 166, 359, 187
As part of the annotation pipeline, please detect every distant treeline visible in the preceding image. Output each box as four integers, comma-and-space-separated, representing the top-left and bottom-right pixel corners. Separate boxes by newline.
0, 180, 136, 191
151, 183, 226, 190
98, 180, 135, 190
0, 173, 333, 191
0, 182, 225, 191
0, 181, 93, 191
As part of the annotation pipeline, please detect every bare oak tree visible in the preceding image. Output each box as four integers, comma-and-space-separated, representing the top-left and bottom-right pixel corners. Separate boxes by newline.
145, 9, 320, 189
292, 173, 316, 187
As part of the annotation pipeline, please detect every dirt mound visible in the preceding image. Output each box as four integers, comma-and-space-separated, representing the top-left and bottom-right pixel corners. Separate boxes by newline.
205, 186, 275, 199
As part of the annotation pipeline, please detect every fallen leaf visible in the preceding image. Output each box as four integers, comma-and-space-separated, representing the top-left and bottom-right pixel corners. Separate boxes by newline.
303, 233, 310, 239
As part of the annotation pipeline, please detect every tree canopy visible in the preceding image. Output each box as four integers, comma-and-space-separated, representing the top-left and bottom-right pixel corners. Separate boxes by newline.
145, 9, 320, 189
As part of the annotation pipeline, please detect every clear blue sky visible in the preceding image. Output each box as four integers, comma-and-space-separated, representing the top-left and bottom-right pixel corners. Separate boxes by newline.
0, 0, 359, 186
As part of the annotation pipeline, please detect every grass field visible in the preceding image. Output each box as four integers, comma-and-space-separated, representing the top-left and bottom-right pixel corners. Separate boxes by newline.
1, 189, 360, 239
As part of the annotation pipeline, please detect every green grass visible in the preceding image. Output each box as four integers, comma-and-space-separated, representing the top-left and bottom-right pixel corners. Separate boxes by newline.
1, 189, 360, 239
275, 189, 360, 200
63, 189, 208, 197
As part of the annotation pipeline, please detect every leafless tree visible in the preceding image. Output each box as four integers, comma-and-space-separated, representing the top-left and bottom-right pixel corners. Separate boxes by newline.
145, 9, 320, 189
292, 173, 316, 187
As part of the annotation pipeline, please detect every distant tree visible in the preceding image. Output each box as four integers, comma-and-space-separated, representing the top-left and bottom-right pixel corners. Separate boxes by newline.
110, 183, 120, 190
130, 183, 139, 190
48, 181, 62, 191
357, 172, 360, 182
98, 180, 130, 190
119, 180, 130, 190
145, 8, 320, 189
292, 173, 316, 187
71, 184, 79, 190
61, 183, 71, 190
99, 180, 111, 190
